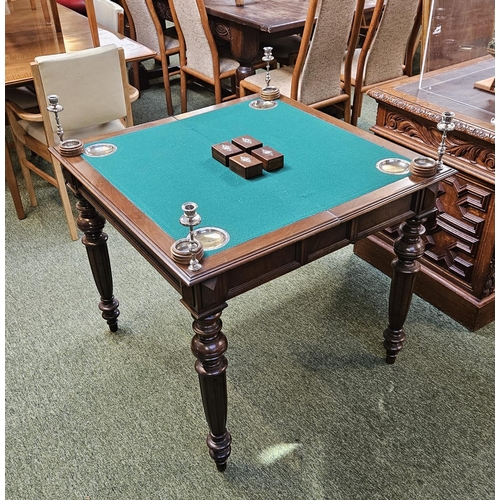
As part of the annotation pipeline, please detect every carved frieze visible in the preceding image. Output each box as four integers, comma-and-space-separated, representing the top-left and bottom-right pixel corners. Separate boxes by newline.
209, 20, 231, 42
380, 109, 495, 172
368, 90, 496, 144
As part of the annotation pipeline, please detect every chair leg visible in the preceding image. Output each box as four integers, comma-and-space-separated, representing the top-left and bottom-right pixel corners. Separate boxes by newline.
351, 91, 363, 127
39, 0, 52, 25
5, 144, 26, 220
180, 71, 188, 114
131, 61, 141, 95
161, 56, 174, 116
51, 157, 79, 241
343, 99, 351, 124
214, 79, 223, 105
11, 139, 38, 207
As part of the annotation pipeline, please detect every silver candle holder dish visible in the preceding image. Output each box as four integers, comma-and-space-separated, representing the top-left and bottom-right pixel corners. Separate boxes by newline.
250, 47, 280, 110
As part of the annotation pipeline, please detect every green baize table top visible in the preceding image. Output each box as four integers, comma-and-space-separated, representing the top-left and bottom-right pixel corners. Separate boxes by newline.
83, 101, 409, 253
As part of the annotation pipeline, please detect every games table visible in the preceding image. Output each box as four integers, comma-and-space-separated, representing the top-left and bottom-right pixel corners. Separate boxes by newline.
51, 96, 454, 471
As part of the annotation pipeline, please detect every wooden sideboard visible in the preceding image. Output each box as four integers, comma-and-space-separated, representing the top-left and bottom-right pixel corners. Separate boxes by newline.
354, 56, 494, 331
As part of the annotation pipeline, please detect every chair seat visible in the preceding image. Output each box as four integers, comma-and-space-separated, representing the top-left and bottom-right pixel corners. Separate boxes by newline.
267, 34, 302, 66
241, 66, 293, 98
56, 0, 86, 15
164, 33, 180, 51
5, 87, 39, 110
19, 118, 127, 145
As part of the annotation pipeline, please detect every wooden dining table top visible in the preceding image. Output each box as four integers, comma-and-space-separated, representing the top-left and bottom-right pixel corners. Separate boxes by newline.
203, 0, 376, 33
204, 0, 310, 33
5, 0, 156, 87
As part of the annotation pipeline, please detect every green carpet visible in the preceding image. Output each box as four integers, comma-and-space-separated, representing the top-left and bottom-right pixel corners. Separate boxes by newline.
5, 74, 495, 499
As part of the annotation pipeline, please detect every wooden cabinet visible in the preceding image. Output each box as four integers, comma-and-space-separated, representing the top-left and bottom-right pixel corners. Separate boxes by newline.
354, 57, 494, 330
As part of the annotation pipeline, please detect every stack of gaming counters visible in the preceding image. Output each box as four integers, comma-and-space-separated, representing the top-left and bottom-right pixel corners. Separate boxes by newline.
409, 156, 437, 177
59, 139, 84, 156
211, 135, 284, 179
170, 238, 204, 265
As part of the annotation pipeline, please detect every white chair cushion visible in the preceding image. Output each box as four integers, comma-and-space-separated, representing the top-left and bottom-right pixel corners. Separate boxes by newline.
219, 56, 240, 74
19, 118, 127, 145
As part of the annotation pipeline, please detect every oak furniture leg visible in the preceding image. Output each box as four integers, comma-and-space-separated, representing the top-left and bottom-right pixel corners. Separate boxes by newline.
383, 214, 427, 364
74, 190, 120, 332
191, 310, 231, 471
5, 143, 26, 220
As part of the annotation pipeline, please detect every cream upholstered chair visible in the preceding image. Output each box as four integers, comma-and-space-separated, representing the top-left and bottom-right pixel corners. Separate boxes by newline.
347, 0, 422, 126
121, 0, 180, 115
93, 0, 125, 33
167, 0, 240, 113
239, 0, 364, 122
5, 45, 134, 240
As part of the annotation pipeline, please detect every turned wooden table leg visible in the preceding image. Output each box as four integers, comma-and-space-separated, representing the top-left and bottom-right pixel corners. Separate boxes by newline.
383, 214, 427, 364
191, 311, 231, 471
75, 191, 120, 332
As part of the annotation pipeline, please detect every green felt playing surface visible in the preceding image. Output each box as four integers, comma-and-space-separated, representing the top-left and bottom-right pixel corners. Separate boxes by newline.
83, 101, 409, 253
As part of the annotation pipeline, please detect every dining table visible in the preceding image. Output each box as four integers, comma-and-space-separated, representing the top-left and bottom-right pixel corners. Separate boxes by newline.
5, 0, 157, 87
203, 0, 377, 83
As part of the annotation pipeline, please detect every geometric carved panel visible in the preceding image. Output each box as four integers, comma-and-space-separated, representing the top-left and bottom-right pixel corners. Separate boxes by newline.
424, 176, 491, 283
383, 176, 491, 285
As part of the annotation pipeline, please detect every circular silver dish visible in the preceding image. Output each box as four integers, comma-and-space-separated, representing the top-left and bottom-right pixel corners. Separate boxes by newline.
376, 158, 410, 175
190, 227, 230, 250
84, 143, 117, 157
249, 99, 278, 110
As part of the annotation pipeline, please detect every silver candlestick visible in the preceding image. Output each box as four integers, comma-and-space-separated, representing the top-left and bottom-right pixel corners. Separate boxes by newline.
436, 111, 455, 171
179, 202, 202, 271
47, 95, 65, 143
250, 47, 280, 110
46, 95, 84, 156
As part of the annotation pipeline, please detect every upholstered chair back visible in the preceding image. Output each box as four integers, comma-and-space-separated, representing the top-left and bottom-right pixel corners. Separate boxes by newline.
363, 0, 421, 86
94, 0, 125, 33
169, 0, 216, 80
295, 0, 358, 105
33, 44, 130, 141
121, 0, 163, 54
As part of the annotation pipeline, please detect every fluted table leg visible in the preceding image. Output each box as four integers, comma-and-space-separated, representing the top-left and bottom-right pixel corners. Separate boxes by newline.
191, 311, 231, 471
75, 191, 120, 332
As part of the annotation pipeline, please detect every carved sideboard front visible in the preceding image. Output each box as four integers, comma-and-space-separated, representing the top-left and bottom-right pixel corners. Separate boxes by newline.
355, 59, 494, 330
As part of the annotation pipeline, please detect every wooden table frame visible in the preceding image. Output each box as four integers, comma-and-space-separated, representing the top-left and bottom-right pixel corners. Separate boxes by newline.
50, 96, 454, 471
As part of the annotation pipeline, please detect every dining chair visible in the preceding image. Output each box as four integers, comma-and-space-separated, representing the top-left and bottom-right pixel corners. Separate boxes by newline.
347, 0, 422, 126
93, 0, 125, 34
167, 0, 241, 112
4, 86, 40, 220
120, 0, 180, 115
239, 0, 364, 122
5, 45, 134, 241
